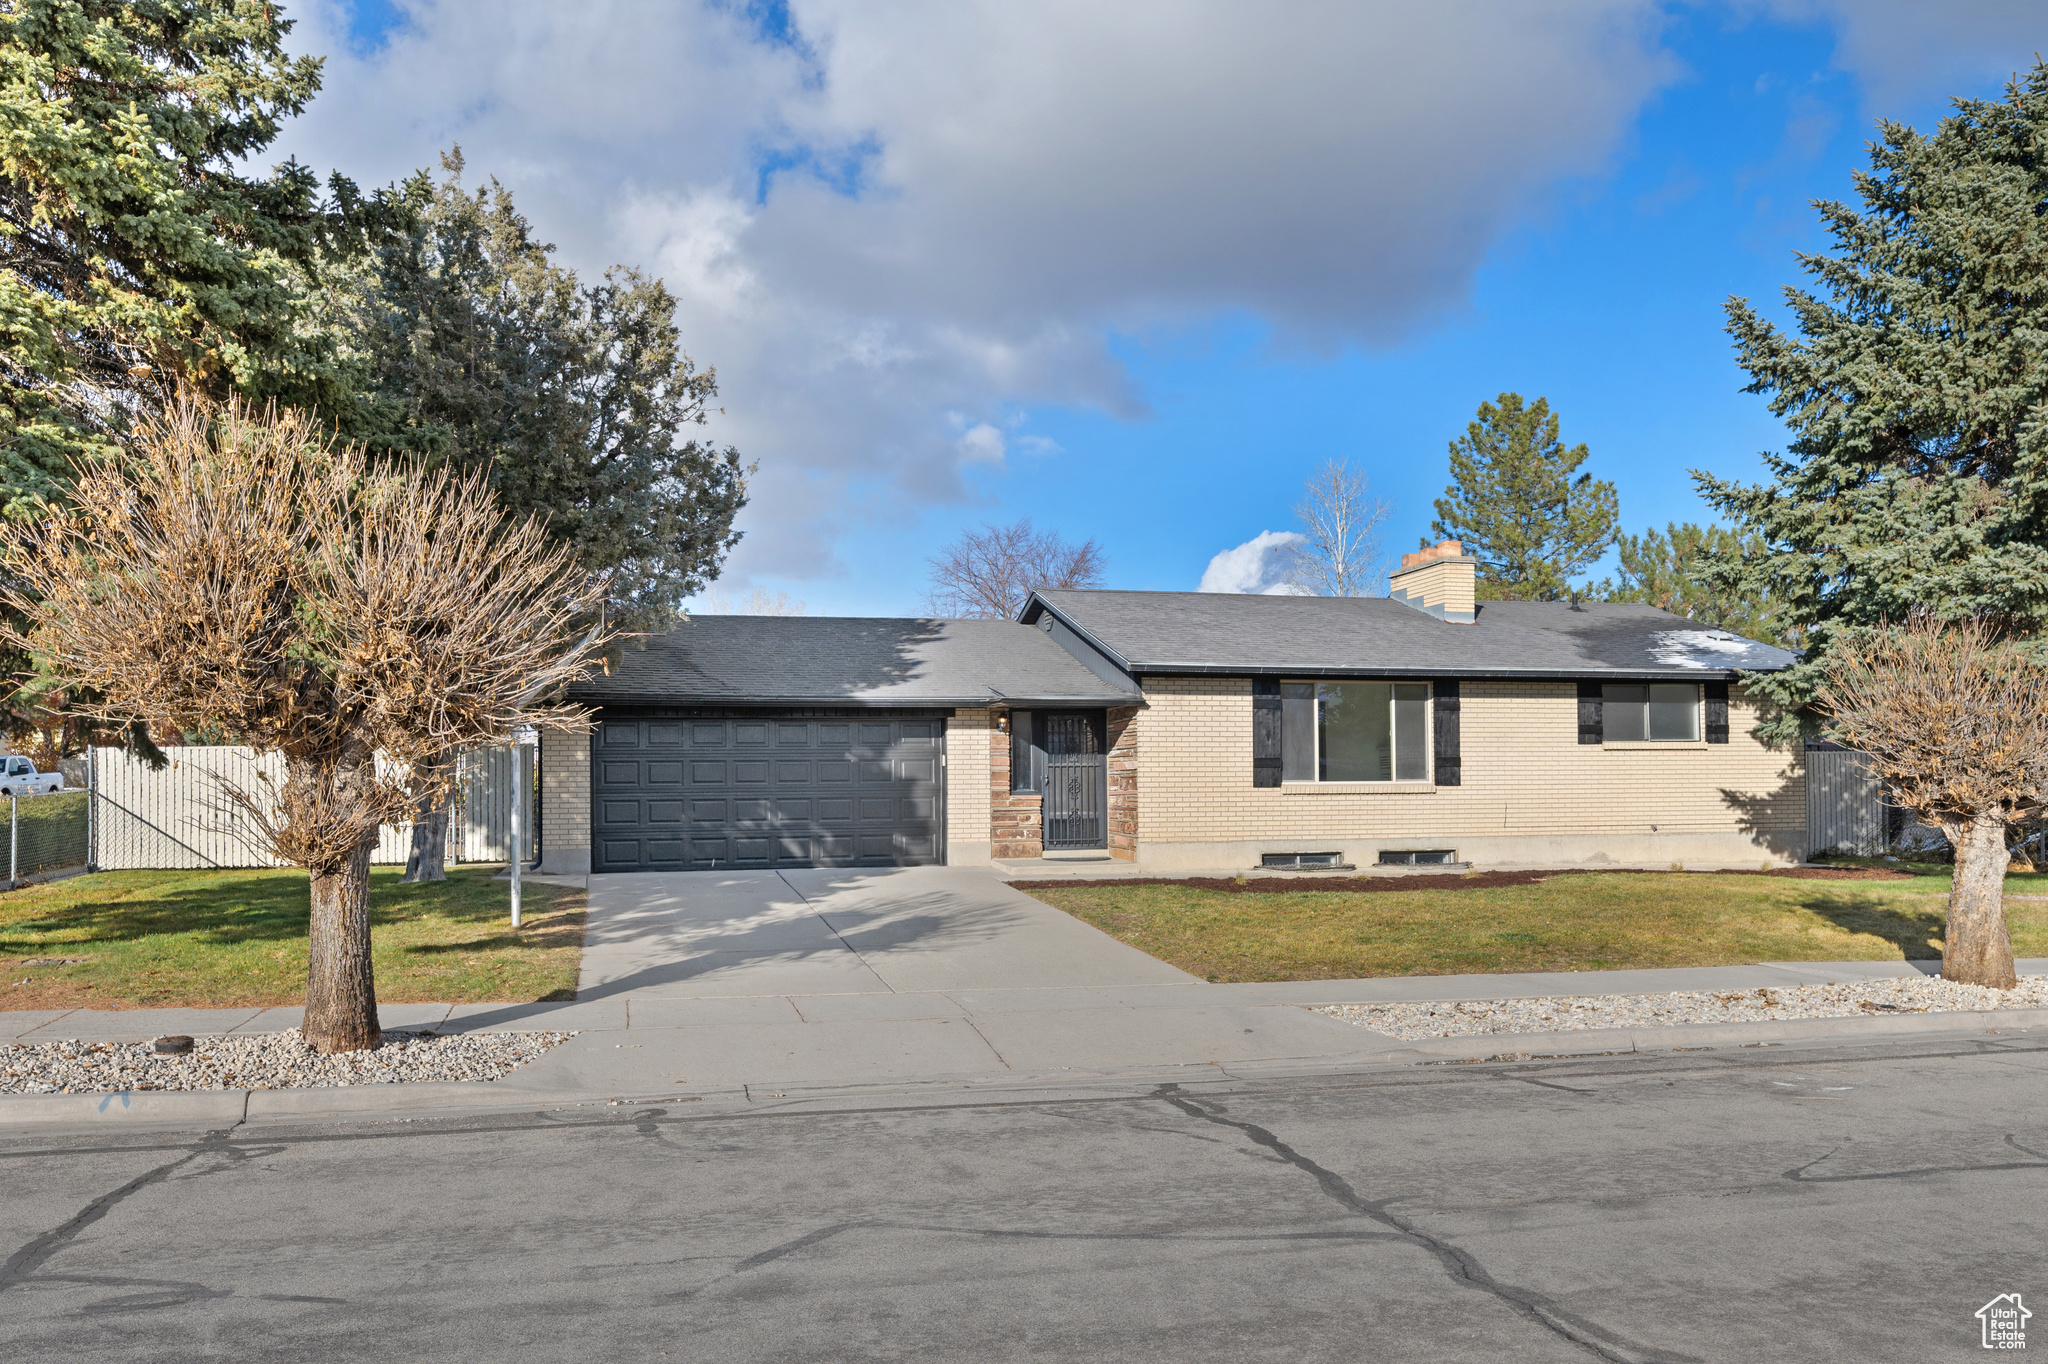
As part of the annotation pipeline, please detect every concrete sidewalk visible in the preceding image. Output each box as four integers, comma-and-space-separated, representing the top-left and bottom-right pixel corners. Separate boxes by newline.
7, 955, 2046, 1116
4, 858, 2045, 1126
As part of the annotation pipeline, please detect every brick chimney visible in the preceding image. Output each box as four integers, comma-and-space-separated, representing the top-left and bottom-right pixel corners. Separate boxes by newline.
1389, 539, 1477, 623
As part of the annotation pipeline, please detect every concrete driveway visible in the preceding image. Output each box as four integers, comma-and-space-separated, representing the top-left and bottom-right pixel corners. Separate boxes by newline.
480, 866, 1377, 1094
575, 866, 1200, 999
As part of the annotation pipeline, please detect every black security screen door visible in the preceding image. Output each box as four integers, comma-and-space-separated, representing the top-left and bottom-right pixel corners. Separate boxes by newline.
1041, 711, 1107, 850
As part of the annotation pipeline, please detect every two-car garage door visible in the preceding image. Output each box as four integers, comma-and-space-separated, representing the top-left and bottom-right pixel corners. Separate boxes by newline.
592, 712, 944, 872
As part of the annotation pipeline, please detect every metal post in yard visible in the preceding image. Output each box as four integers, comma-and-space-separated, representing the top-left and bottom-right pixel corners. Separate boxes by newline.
509, 742, 523, 928
9, 794, 17, 889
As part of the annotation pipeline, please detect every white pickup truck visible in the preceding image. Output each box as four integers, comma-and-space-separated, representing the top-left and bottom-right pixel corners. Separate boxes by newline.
0, 756, 63, 796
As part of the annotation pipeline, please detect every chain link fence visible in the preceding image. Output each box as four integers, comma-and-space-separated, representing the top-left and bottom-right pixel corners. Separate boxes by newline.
6, 790, 88, 887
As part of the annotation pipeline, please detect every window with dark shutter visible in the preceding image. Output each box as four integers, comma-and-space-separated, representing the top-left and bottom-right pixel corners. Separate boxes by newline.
1577, 681, 1603, 744
1272, 680, 1434, 782
1251, 679, 1282, 787
1432, 680, 1461, 785
1704, 681, 1729, 744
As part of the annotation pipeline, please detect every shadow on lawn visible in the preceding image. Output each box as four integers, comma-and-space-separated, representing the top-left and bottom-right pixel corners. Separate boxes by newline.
0, 870, 313, 955
0, 867, 555, 956
1798, 889, 1945, 959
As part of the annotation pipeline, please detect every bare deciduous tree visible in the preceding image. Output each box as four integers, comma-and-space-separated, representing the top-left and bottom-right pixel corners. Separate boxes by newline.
1284, 460, 1391, 597
924, 519, 1105, 619
1818, 615, 2048, 989
699, 586, 807, 616
1, 401, 613, 1052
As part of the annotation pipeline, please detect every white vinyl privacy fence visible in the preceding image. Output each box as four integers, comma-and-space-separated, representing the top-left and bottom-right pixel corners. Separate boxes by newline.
89, 744, 533, 872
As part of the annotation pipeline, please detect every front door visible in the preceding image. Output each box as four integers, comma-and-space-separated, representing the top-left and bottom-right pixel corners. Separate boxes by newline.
1041, 711, 1107, 850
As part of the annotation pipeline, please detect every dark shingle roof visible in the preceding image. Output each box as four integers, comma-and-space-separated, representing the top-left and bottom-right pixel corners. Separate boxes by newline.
1023, 590, 1796, 680
569, 615, 1139, 707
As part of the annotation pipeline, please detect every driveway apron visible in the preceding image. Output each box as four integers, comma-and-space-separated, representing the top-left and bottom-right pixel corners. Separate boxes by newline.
575, 866, 1198, 998
497, 866, 1377, 1094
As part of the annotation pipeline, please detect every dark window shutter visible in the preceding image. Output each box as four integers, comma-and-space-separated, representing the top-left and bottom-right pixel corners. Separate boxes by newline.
1010, 710, 1035, 791
1577, 681, 1603, 745
1251, 678, 1282, 787
1704, 681, 1729, 744
1432, 680, 1461, 786
1281, 683, 1315, 781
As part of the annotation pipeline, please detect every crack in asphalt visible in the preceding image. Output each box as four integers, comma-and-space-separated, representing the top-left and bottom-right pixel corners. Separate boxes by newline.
734, 1221, 859, 1271
0, 1119, 246, 1295
1782, 1138, 2048, 1184
1511, 1075, 1599, 1095
2005, 1133, 2048, 1161
1154, 1086, 1698, 1364
727, 1219, 1409, 1277
5, 1033, 2044, 1165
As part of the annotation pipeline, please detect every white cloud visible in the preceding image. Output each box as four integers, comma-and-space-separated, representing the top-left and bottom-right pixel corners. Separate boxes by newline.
1748, 1, 2046, 106
1200, 531, 1310, 595
273, 1, 2042, 587
955, 422, 1006, 465
276, 0, 1678, 583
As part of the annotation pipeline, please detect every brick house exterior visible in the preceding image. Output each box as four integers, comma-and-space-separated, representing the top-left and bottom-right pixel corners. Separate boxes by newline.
540, 546, 1805, 875
1111, 676, 1800, 870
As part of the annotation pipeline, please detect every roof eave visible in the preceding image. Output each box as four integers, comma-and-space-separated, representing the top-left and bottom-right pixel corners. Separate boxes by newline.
565, 690, 1143, 708
1125, 662, 1786, 680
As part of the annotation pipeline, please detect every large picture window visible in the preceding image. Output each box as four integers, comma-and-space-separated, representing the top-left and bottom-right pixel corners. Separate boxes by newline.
1602, 683, 1700, 742
1280, 681, 1430, 782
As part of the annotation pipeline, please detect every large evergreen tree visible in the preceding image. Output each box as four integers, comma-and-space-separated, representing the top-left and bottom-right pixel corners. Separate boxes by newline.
1699, 62, 2048, 742
323, 154, 748, 633
1603, 521, 1787, 646
0, 0, 389, 508
1431, 392, 1618, 600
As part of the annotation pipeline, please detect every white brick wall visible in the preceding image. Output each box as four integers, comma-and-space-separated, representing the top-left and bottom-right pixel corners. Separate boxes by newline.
538, 724, 591, 874
946, 707, 993, 864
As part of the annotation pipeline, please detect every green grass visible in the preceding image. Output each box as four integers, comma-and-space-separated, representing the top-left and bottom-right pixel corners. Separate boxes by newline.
0, 865, 583, 1010
1022, 864, 2048, 982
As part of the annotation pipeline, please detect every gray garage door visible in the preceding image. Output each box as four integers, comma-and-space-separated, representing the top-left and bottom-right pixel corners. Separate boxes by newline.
592, 712, 944, 872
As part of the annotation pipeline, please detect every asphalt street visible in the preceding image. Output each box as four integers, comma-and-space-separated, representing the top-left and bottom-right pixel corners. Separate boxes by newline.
2, 1035, 2044, 1363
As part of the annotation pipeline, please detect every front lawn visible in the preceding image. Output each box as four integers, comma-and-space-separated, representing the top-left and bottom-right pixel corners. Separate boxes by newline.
1019, 864, 2048, 982
0, 866, 583, 1010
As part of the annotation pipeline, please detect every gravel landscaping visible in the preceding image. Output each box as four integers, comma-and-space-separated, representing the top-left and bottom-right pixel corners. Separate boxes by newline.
1316, 975, 2048, 1040
0, 1029, 572, 1095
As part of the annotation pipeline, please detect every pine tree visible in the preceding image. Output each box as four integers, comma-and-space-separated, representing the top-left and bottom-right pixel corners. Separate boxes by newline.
1697, 62, 2048, 741
318, 154, 750, 880
0, 0, 393, 507
1603, 521, 1787, 646
1431, 393, 1618, 600
320, 153, 747, 633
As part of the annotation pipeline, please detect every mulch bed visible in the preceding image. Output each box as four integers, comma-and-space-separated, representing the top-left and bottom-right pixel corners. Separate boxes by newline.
1008, 866, 1919, 895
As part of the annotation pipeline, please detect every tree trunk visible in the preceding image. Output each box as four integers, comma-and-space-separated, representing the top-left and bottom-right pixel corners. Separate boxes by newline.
303, 839, 383, 1053
1945, 811, 2019, 989
402, 794, 450, 883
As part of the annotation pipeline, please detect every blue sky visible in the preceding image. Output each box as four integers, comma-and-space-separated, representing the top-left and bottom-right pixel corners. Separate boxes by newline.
839, 10, 2010, 604
308, 2, 2039, 615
